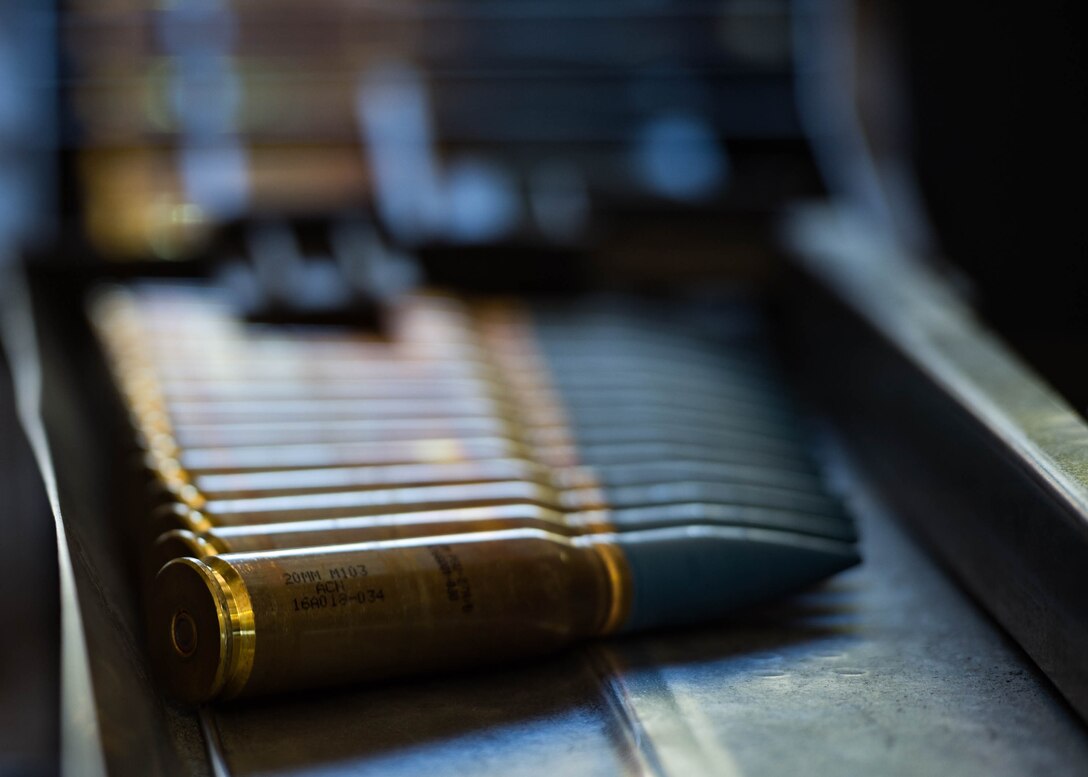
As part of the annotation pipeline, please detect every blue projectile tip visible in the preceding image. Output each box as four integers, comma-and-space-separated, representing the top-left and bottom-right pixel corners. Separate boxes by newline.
615, 525, 860, 632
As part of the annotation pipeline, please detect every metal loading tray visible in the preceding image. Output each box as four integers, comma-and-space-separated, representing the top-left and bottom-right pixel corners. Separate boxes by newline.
2, 260, 1087, 776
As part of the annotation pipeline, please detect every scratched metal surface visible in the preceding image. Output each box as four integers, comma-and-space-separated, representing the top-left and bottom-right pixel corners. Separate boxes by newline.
201, 441, 1088, 777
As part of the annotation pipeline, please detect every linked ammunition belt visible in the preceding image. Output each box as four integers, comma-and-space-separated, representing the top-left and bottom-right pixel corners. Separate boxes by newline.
90, 284, 859, 702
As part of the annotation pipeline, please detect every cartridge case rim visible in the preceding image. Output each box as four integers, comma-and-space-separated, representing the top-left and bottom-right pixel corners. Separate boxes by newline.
150, 557, 255, 703
207, 557, 256, 700
585, 537, 632, 636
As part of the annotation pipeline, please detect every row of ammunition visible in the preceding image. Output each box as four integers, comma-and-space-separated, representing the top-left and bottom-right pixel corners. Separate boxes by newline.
90, 283, 859, 703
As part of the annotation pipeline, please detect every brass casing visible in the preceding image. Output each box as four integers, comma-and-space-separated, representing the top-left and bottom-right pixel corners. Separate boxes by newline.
161, 436, 531, 474
151, 481, 607, 535
155, 459, 597, 506
153, 416, 513, 451
149, 530, 630, 702
150, 505, 612, 570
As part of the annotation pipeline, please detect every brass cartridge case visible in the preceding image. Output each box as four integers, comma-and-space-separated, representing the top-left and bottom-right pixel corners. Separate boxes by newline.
138, 358, 489, 380
150, 436, 530, 474
99, 339, 492, 383
151, 376, 494, 402
157, 458, 593, 505
116, 342, 486, 365
149, 529, 629, 702
142, 430, 526, 463
151, 505, 610, 569
141, 396, 509, 424
123, 359, 489, 384
157, 416, 514, 451
153, 480, 607, 535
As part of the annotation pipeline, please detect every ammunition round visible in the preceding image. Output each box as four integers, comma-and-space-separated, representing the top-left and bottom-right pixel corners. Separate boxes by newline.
148, 505, 613, 570
149, 480, 599, 536
149, 530, 626, 701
